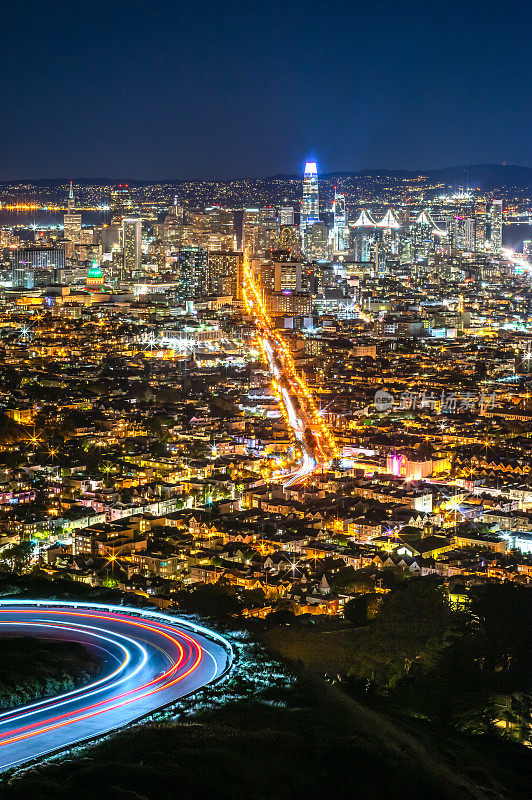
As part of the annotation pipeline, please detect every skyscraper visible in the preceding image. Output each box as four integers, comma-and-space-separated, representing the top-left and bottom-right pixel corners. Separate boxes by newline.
122, 218, 142, 275
300, 161, 319, 232
464, 218, 475, 251
332, 190, 348, 252
12, 247, 66, 288
67, 181, 75, 213
64, 182, 82, 244
177, 247, 208, 298
279, 207, 295, 226
490, 200, 503, 253
304, 221, 329, 261
110, 185, 132, 224
208, 251, 243, 299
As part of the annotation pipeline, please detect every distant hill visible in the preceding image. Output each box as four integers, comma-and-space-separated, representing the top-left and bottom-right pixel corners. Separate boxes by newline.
320, 164, 532, 190
2, 164, 531, 189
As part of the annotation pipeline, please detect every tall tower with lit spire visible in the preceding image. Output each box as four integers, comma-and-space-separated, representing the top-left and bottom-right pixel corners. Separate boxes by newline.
67, 181, 75, 213
64, 181, 82, 245
300, 161, 319, 232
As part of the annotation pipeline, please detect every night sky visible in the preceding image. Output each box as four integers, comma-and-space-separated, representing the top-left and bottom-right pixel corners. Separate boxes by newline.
1, 0, 530, 179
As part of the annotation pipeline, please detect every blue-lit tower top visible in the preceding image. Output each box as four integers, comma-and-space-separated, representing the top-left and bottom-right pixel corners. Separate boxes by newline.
300, 161, 319, 232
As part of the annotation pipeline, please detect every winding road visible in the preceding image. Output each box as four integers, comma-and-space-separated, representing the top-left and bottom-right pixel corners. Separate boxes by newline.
0, 601, 232, 772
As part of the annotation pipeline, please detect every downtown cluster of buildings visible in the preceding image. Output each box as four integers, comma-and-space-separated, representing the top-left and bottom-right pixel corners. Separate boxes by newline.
0, 166, 531, 613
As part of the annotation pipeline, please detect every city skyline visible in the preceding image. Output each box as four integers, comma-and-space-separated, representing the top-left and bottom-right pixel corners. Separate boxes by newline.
0, 2, 531, 795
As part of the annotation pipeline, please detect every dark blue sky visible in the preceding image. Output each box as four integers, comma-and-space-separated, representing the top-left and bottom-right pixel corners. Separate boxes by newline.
1, 0, 530, 179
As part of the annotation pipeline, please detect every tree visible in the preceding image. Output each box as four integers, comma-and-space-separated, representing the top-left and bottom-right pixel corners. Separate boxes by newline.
0, 541, 34, 572
468, 582, 532, 693
344, 593, 380, 626
349, 579, 452, 689
174, 582, 242, 618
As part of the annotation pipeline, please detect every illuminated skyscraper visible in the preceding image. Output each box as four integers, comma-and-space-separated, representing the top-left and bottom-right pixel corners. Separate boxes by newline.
177, 247, 208, 298
12, 247, 65, 288
64, 182, 82, 244
474, 203, 487, 252
122, 218, 142, 275
304, 221, 329, 261
110, 185, 132, 224
490, 200, 502, 253
67, 181, 74, 213
464, 218, 475, 251
279, 207, 294, 226
332, 190, 348, 252
208, 251, 243, 299
300, 161, 319, 232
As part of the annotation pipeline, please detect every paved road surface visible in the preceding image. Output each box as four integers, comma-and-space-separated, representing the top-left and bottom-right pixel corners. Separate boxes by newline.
0, 602, 231, 772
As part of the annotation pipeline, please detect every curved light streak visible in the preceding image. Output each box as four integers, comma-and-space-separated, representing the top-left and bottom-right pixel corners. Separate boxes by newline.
0, 620, 147, 725
0, 603, 232, 771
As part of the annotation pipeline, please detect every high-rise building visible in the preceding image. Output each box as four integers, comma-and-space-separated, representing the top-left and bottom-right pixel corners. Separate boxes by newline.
12, 247, 66, 288
177, 247, 208, 298
102, 224, 123, 253
524, 240, 532, 261
279, 207, 295, 226
242, 207, 278, 257
208, 251, 243, 299
110, 185, 132, 224
258, 207, 278, 256
67, 181, 75, 213
122, 218, 142, 275
273, 260, 302, 292
464, 218, 475, 251
265, 291, 312, 316
64, 213, 82, 244
332, 190, 348, 252
300, 161, 319, 232
375, 241, 386, 276
63, 182, 82, 244
242, 208, 260, 255
303, 221, 329, 261
448, 215, 475, 252
490, 200, 503, 253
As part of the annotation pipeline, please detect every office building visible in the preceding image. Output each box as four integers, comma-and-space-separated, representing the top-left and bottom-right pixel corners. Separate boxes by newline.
208, 251, 243, 299
122, 218, 142, 275
333, 191, 349, 252
304, 221, 329, 261
64, 213, 82, 244
300, 161, 319, 232
177, 247, 208, 298
110, 185, 132, 224
265, 291, 312, 316
273, 260, 302, 292
279, 207, 294, 226
12, 247, 66, 288
63, 181, 82, 244
490, 200, 503, 253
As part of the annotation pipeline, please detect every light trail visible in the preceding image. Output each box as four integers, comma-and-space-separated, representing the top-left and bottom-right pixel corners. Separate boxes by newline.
242, 253, 339, 485
0, 603, 231, 771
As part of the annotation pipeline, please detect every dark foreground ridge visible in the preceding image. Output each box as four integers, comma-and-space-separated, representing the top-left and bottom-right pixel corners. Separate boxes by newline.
1, 675, 530, 800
